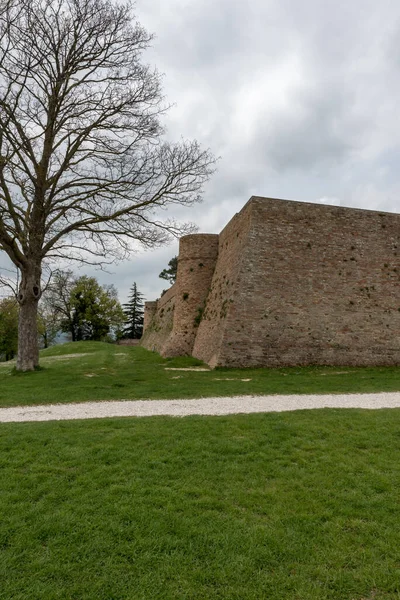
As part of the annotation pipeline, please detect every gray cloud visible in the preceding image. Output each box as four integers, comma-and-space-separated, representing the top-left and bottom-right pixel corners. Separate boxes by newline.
138, 0, 400, 187
256, 86, 360, 171
2, 0, 400, 304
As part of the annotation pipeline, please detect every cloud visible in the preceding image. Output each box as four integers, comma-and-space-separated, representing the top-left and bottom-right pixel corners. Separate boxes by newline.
2, 0, 400, 303
138, 0, 400, 193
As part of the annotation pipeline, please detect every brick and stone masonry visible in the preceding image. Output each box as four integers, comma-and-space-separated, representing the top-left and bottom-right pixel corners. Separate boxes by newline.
141, 196, 400, 368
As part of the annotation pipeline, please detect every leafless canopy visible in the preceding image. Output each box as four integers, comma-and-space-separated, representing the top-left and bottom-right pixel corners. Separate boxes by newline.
0, 0, 216, 271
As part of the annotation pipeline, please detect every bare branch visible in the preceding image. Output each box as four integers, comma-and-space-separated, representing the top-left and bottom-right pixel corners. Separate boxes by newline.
0, 0, 217, 369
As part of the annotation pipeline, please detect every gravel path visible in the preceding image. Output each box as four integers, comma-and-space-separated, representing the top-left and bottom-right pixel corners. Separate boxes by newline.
1, 392, 400, 423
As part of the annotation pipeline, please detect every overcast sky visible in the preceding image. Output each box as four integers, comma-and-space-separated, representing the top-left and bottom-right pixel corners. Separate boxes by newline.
2, 0, 400, 303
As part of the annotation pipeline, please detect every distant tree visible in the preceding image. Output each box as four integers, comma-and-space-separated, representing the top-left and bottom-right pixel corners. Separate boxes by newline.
0, 297, 18, 360
37, 300, 61, 349
159, 256, 178, 285
0, 0, 216, 371
42, 270, 76, 340
122, 283, 144, 339
43, 271, 125, 341
65, 276, 125, 342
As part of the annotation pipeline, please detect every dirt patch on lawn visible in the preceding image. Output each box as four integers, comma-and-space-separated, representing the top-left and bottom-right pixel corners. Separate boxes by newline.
41, 353, 91, 361
165, 367, 210, 372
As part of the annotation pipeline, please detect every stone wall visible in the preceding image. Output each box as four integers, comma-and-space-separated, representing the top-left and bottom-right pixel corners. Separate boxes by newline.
191, 201, 253, 365
141, 233, 219, 356
142, 196, 400, 367
117, 339, 141, 346
141, 285, 176, 353
162, 233, 219, 356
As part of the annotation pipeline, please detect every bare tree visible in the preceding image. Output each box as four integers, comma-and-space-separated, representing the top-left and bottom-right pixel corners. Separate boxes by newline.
0, 0, 216, 370
41, 269, 75, 338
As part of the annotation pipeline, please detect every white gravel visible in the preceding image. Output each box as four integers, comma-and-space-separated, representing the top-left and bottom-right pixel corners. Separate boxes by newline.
1, 392, 400, 423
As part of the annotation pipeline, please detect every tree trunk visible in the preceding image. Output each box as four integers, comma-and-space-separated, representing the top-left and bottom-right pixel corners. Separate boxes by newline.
16, 266, 42, 371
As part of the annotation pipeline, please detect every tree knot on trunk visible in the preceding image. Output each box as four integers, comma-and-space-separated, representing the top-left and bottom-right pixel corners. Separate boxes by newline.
18, 281, 41, 305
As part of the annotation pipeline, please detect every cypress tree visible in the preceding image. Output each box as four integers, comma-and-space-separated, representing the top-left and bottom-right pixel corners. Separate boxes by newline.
122, 283, 145, 339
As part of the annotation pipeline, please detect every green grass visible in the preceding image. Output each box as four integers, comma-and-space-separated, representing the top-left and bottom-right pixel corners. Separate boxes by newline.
0, 341, 399, 407
2, 409, 400, 599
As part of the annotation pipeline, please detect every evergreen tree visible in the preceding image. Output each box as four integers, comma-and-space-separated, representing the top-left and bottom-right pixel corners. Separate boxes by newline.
122, 283, 145, 339
159, 257, 178, 285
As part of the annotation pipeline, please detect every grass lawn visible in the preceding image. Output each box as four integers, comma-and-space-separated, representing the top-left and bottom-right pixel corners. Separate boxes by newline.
0, 341, 399, 407
2, 409, 400, 599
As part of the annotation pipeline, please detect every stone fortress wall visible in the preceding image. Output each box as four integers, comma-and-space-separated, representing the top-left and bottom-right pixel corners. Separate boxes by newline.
141, 196, 400, 368
142, 234, 218, 355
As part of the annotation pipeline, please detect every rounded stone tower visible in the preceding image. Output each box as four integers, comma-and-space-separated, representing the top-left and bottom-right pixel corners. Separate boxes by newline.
162, 233, 219, 356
